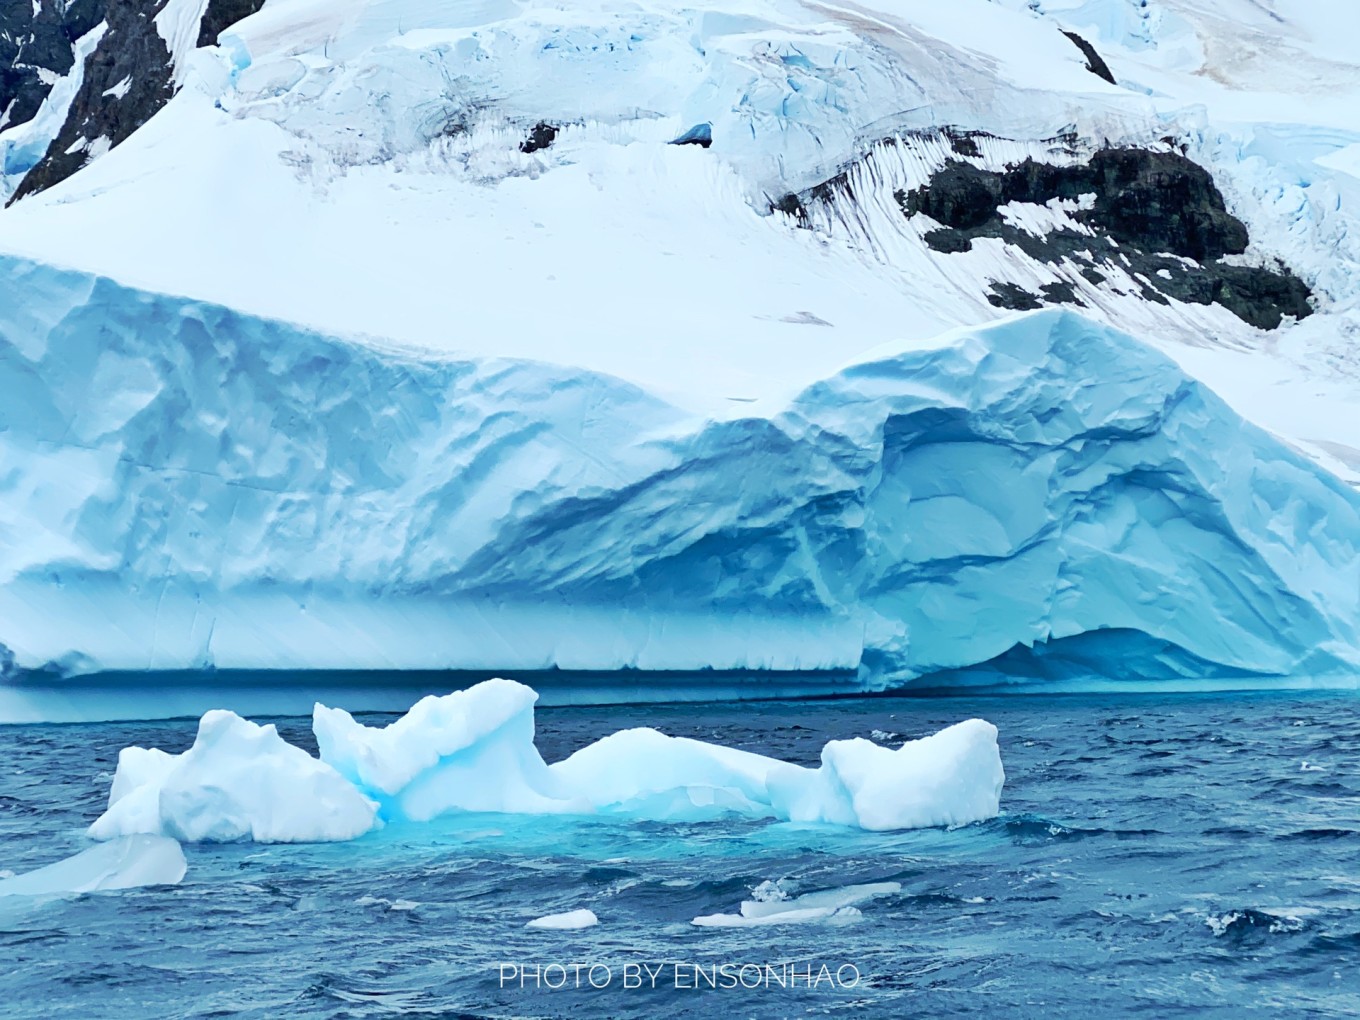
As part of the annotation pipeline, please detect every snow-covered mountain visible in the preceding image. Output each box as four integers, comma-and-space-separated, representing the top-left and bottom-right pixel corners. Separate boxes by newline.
1, 0, 1359, 715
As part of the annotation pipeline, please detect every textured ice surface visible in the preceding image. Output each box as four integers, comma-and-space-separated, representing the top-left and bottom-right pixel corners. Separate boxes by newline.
90, 680, 1004, 840
0, 257, 1356, 698
89, 710, 379, 843
2, 0, 1358, 456
315, 679, 584, 820
0, 835, 186, 897
2, 0, 1360, 713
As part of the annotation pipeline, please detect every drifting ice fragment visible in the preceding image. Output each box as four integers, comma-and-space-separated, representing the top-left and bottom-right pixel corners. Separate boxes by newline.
526, 908, 600, 929
692, 881, 901, 927
0, 835, 186, 897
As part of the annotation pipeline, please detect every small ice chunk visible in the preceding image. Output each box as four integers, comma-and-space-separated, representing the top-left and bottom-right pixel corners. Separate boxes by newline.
526, 908, 599, 929
692, 905, 864, 927
0, 835, 186, 897
768, 720, 1005, 830
692, 881, 899, 927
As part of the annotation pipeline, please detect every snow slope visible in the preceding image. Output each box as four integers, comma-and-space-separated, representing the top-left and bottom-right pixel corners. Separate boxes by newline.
0, 0, 1358, 712
0, 0, 1357, 436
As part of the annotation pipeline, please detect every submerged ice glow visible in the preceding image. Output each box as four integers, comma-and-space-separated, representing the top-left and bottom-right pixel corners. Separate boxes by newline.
89, 679, 1005, 840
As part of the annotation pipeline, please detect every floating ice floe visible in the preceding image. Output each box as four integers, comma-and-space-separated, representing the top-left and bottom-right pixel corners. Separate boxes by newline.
0, 835, 186, 898
526, 908, 600, 930
692, 881, 902, 927
89, 680, 1004, 843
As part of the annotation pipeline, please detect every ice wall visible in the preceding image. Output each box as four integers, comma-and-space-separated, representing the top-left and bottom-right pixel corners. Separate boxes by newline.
1, 254, 1358, 699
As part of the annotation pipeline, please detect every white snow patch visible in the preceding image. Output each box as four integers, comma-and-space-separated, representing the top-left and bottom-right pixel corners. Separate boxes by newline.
101, 76, 132, 100
155, 0, 211, 84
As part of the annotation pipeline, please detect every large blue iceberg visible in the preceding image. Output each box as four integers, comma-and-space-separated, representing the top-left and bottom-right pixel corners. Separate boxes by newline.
1, 254, 1357, 711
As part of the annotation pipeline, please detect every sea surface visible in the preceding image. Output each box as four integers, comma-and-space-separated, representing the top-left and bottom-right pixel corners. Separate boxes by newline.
1, 690, 1359, 1018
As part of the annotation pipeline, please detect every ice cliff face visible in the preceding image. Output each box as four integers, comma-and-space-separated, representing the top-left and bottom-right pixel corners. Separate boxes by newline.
1, 255, 1356, 695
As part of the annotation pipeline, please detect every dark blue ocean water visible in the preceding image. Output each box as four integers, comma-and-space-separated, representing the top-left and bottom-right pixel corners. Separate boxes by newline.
2, 691, 1359, 1018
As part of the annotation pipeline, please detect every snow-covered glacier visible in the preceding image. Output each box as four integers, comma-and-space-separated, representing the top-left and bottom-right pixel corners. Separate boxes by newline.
1, 252, 1357, 715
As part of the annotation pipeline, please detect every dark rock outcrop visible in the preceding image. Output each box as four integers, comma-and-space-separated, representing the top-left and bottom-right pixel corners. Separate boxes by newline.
520, 121, 558, 154
196, 0, 266, 47
10, 0, 174, 203
1061, 30, 1116, 85
902, 149, 1251, 261
897, 148, 1312, 329
6, 0, 267, 205
987, 282, 1043, 311
0, 0, 102, 133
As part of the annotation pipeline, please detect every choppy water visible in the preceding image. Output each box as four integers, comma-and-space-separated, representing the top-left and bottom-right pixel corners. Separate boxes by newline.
2, 691, 1359, 1018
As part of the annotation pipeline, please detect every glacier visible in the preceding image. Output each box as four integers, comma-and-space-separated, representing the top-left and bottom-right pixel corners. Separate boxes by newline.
89, 679, 1006, 839
1, 252, 1358, 715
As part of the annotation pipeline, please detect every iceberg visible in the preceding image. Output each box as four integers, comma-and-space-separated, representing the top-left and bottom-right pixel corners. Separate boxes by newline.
89, 710, 379, 843
90, 679, 1004, 841
0, 835, 186, 898
553, 719, 1005, 831
1, 253, 1358, 719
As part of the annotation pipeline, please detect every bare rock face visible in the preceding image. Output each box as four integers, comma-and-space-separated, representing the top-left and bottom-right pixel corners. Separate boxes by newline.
5, 0, 264, 205
897, 148, 1312, 330
1061, 30, 1116, 85
10, 1, 174, 204
196, 0, 264, 47
0, 0, 103, 133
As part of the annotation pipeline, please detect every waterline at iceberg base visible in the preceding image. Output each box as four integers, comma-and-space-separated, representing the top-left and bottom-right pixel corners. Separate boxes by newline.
2, 257, 1359, 719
